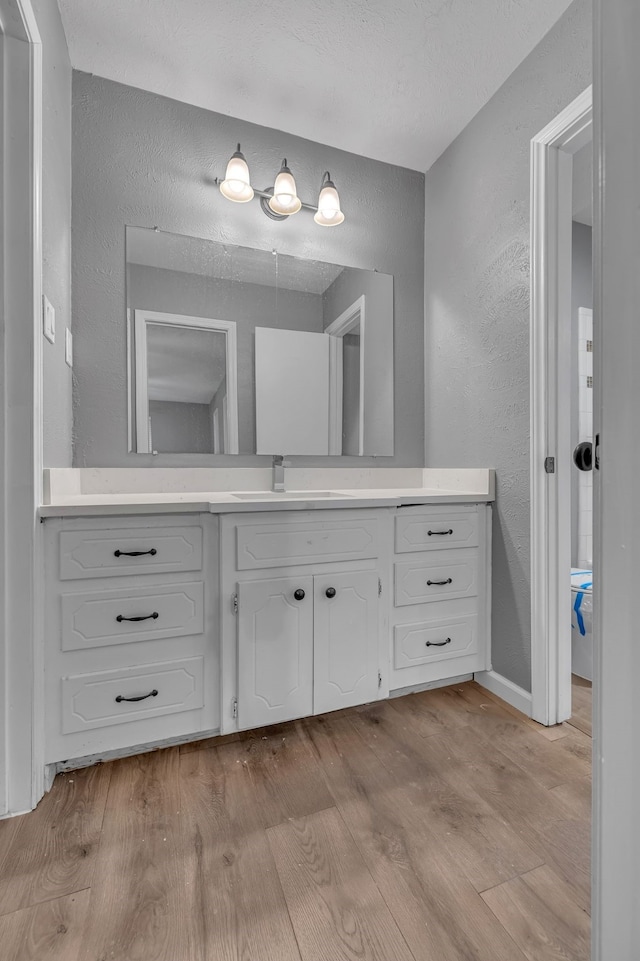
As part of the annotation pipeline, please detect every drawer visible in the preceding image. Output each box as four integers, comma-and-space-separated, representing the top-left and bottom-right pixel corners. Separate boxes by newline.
236, 516, 379, 570
61, 656, 204, 733
60, 582, 204, 651
394, 614, 479, 669
59, 526, 203, 579
395, 549, 478, 605
395, 509, 478, 553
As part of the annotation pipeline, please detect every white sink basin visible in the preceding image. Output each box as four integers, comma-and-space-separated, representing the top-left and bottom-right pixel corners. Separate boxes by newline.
231, 490, 352, 500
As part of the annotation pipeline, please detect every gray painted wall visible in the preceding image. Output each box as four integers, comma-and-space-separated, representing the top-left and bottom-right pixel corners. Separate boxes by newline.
148, 400, 212, 454
33, 0, 73, 467
571, 221, 593, 564
423, 0, 591, 691
71, 72, 424, 467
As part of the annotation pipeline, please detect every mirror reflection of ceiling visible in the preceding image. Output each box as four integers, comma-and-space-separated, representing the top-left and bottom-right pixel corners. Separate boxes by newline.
127, 227, 344, 295
58, 0, 574, 171
146, 325, 226, 404
573, 140, 593, 227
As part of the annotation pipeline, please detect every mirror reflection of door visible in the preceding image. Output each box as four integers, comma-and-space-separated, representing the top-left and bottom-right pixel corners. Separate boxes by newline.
326, 295, 365, 456
133, 310, 238, 454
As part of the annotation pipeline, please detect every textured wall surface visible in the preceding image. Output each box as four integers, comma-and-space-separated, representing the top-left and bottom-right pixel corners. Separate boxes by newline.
424, 0, 591, 691
72, 73, 424, 467
33, 0, 73, 467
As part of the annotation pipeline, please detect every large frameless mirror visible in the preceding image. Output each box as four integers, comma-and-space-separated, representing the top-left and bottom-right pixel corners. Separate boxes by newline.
126, 226, 394, 455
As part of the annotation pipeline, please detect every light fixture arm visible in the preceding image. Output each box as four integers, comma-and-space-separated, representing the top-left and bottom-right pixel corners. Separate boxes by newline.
216, 147, 344, 225
213, 178, 319, 214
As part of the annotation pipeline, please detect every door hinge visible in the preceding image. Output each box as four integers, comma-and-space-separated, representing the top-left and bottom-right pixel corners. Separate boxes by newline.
378, 577, 382, 596
544, 456, 555, 474
232, 697, 238, 719
378, 671, 382, 688
232, 593, 238, 614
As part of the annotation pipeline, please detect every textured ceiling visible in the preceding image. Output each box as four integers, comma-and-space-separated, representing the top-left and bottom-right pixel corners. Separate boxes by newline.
58, 0, 574, 172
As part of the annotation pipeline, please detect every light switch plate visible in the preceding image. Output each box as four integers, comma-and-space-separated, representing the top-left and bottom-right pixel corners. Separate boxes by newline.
65, 328, 73, 368
43, 295, 55, 344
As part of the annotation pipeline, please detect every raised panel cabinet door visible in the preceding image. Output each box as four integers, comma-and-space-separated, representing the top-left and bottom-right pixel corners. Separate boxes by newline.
313, 571, 380, 715
237, 576, 314, 730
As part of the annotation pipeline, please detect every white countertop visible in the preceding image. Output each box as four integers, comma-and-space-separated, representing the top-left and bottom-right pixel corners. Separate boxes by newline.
38, 487, 493, 517
39, 468, 495, 517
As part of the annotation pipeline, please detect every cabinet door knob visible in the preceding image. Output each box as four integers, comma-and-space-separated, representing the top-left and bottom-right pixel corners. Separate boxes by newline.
325, 587, 337, 598
293, 588, 306, 601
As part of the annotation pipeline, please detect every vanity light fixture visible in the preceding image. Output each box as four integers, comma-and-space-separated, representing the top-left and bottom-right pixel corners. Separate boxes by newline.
314, 172, 345, 227
219, 144, 254, 203
269, 160, 302, 215
217, 146, 345, 226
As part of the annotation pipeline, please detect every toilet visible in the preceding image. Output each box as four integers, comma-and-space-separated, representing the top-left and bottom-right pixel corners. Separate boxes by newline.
571, 568, 593, 681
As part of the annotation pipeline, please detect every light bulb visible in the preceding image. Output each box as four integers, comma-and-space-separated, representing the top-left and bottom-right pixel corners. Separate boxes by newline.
220, 145, 254, 203
314, 174, 345, 226
269, 160, 302, 215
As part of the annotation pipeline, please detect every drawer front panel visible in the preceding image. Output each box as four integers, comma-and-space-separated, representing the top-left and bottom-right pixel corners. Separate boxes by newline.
394, 614, 479, 669
61, 582, 204, 651
395, 549, 478, 605
61, 656, 204, 733
395, 510, 479, 553
236, 517, 379, 570
59, 527, 203, 579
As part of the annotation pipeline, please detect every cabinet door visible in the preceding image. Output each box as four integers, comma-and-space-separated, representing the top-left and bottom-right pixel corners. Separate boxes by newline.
313, 571, 380, 715
237, 576, 313, 730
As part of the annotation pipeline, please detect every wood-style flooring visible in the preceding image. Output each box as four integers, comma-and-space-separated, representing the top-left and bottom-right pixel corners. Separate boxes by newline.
0, 680, 592, 961
569, 674, 593, 738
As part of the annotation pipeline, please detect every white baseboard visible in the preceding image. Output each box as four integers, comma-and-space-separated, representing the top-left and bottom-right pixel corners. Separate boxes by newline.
390, 673, 473, 699
474, 670, 533, 717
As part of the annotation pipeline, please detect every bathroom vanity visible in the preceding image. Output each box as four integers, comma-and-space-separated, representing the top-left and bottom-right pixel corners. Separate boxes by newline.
41, 470, 493, 769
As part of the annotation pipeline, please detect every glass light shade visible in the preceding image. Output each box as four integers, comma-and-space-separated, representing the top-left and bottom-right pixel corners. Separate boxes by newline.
220, 146, 254, 203
314, 180, 345, 226
269, 161, 302, 215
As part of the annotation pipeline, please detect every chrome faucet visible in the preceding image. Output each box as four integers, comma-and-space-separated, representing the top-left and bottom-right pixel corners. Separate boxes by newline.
272, 454, 287, 492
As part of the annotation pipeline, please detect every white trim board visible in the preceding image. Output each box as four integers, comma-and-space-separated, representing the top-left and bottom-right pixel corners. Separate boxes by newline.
474, 670, 533, 718
530, 86, 593, 726
0, 0, 44, 816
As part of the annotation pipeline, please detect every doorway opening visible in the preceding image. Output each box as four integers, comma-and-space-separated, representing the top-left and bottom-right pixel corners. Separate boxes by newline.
530, 86, 593, 727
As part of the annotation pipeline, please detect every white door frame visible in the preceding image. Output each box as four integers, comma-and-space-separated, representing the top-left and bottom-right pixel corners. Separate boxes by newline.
325, 295, 366, 456
133, 309, 239, 455
0, 0, 44, 815
530, 86, 592, 726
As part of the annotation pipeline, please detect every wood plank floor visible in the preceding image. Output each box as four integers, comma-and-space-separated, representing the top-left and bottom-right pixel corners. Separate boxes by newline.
568, 674, 593, 738
0, 680, 592, 961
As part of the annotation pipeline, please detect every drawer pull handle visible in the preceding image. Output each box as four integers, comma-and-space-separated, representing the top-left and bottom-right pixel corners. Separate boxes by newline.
116, 612, 159, 623
115, 689, 159, 703
427, 578, 453, 586
114, 548, 157, 558
293, 588, 306, 601
325, 587, 337, 598
428, 529, 453, 536
426, 638, 452, 648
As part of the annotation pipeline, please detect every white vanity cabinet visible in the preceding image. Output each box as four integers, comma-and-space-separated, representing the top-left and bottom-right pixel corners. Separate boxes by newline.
43, 514, 219, 764
390, 503, 492, 691
220, 509, 392, 732
41, 498, 491, 768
